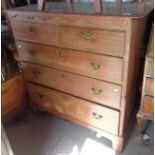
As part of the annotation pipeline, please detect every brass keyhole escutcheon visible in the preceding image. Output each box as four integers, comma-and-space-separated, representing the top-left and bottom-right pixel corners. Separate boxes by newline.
29, 26, 37, 33
63, 95, 70, 102
28, 50, 37, 56
82, 33, 95, 41
60, 73, 68, 79
91, 62, 103, 70
91, 87, 103, 95
56, 51, 64, 57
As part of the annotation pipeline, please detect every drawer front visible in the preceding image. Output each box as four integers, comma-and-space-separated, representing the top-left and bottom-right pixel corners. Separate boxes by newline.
11, 22, 58, 46
146, 58, 154, 78
17, 41, 123, 83
23, 63, 121, 109
145, 78, 154, 96
27, 83, 119, 135
60, 26, 125, 57
143, 96, 154, 114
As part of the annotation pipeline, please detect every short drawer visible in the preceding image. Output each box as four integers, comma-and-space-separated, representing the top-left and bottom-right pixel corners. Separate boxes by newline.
23, 62, 121, 109
11, 22, 58, 46
143, 96, 154, 114
145, 78, 154, 96
17, 41, 123, 84
27, 83, 120, 135
59, 26, 125, 57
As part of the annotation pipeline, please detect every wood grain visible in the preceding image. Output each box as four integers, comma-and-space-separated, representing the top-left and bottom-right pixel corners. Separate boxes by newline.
11, 22, 58, 46
119, 17, 148, 136
7, 11, 131, 30
17, 41, 123, 84
27, 82, 120, 135
145, 78, 154, 96
139, 27, 154, 116
143, 96, 154, 114
6, 4, 153, 152
23, 62, 122, 109
60, 26, 125, 57
1, 74, 27, 123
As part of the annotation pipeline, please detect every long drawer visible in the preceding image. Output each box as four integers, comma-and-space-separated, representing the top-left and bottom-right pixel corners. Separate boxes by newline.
17, 41, 123, 84
23, 62, 121, 109
143, 96, 154, 114
145, 78, 154, 96
27, 82, 120, 135
59, 26, 125, 57
11, 22, 58, 46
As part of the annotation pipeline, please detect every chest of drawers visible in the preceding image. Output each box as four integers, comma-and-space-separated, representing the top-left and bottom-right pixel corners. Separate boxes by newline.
137, 27, 154, 140
7, 1, 153, 152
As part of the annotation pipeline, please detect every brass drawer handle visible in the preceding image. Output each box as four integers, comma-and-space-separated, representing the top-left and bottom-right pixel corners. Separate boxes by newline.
56, 51, 64, 57
91, 63, 103, 70
82, 33, 95, 41
90, 112, 103, 120
60, 73, 68, 79
28, 26, 37, 33
36, 93, 46, 99
92, 87, 103, 95
32, 71, 41, 78
28, 50, 37, 56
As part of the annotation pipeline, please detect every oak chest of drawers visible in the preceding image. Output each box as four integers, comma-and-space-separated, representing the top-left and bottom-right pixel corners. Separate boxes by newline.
7, 1, 153, 152
137, 27, 154, 139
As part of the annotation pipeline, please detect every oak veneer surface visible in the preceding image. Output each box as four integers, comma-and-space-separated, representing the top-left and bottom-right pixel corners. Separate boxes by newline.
137, 27, 154, 141
7, 1, 153, 152
11, 22, 58, 46
1, 74, 27, 123
17, 41, 123, 83
59, 26, 125, 56
145, 78, 154, 96
143, 96, 154, 114
140, 29, 154, 116
27, 82, 120, 135
22, 62, 122, 109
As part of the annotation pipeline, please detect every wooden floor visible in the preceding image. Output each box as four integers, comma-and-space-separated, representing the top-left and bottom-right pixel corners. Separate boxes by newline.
4, 109, 154, 155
